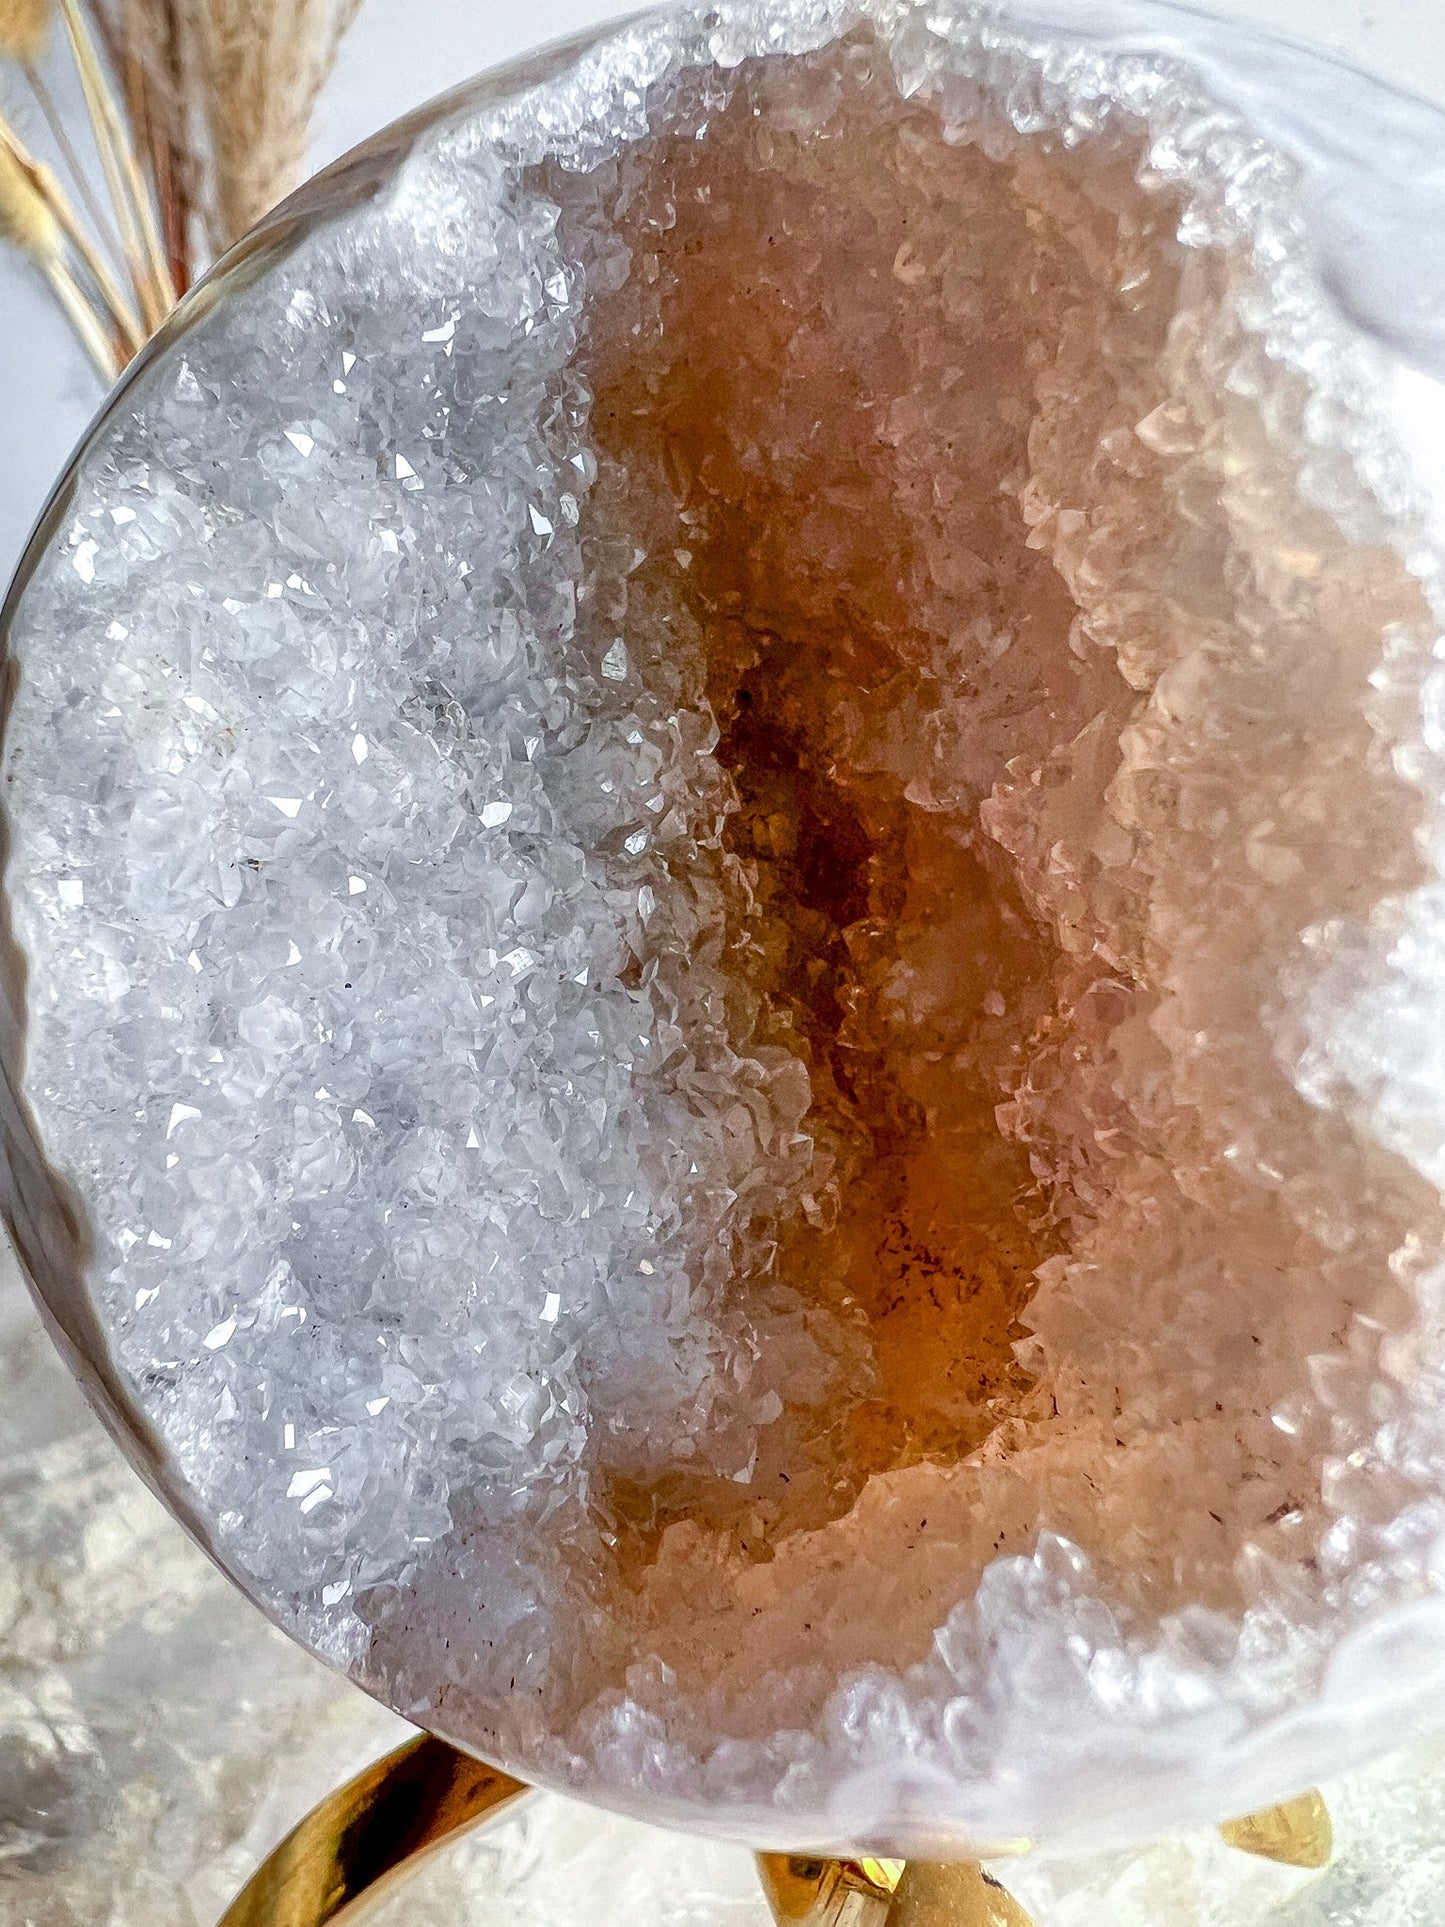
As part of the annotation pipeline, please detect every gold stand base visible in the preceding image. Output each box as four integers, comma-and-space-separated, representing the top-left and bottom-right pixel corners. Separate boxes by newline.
217, 1735, 1334, 1927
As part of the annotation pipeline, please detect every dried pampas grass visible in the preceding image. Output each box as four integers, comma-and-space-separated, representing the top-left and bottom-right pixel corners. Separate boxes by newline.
1, 128, 119, 374
0, 0, 50, 61
0, 129, 60, 252
1, 0, 361, 376
197, 0, 363, 247
98, 0, 202, 291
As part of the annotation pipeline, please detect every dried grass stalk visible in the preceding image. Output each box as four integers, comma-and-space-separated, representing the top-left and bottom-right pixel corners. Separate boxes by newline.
0, 129, 118, 375
0, 125, 60, 252
57, 0, 174, 324
195, 0, 361, 248
19, 136, 144, 347
97, 0, 204, 291
2, 0, 360, 378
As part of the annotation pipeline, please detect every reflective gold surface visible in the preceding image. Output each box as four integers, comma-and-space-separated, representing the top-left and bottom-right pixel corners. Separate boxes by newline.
216, 1736, 1038, 1927
888, 1861, 1038, 1927
754, 1851, 1040, 1926
756, 1852, 905, 1926
1219, 1791, 1334, 1870
216, 1733, 528, 1927
215, 1731, 1333, 1926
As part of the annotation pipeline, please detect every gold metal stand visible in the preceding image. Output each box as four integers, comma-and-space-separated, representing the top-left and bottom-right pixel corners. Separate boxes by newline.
217, 1734, 1334, 1926
756, 1852, 905, 1925
217, 1735, 527, 1926
888, 1861, 1038, 1926
1219, 1790, 1333, 1870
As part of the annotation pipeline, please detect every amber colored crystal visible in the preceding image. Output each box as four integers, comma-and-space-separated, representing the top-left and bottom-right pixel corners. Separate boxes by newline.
543, 38, 1438, 1725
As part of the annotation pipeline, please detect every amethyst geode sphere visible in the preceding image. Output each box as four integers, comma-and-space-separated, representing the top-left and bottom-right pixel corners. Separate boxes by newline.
6, 0, 1445, 1857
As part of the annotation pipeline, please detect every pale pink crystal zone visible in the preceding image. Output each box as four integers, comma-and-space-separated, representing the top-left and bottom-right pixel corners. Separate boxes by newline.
514, 25, 1445, 1834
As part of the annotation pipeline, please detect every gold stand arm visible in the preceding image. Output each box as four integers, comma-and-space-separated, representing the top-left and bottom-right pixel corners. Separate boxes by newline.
216, 1734, 528, 1927
755, 1790, 1336, 1927
887, 1861, 1037, 1926
1219, 1790, 1333, 1870
216, 1731, 1332, 1926
756, 1853, 906, 1925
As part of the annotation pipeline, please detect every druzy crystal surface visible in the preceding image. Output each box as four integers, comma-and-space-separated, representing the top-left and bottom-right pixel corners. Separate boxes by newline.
8, 0, 1445, 1855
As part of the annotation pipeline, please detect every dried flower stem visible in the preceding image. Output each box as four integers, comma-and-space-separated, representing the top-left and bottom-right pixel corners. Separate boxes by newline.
100, 0, 196, 295
125, 45, 186, 292
0, 129, 116, 377
37, 229, 118, 373
2, 116, 142, 359
1, 88, 144, 353
2, 0, 360, 380
56, 0, 172, 329
0, 121, 57, 251
0, 0, 49, 63
33, 146, 144, 350
20, 52, 127, 265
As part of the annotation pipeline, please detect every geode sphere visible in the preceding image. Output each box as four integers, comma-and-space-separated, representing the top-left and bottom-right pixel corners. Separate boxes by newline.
7, 0, 1445, 1860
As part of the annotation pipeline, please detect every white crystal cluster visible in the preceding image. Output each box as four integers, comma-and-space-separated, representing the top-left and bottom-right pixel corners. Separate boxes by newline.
11, 1235, 1445, 1927
8, 0, 1445, 1856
